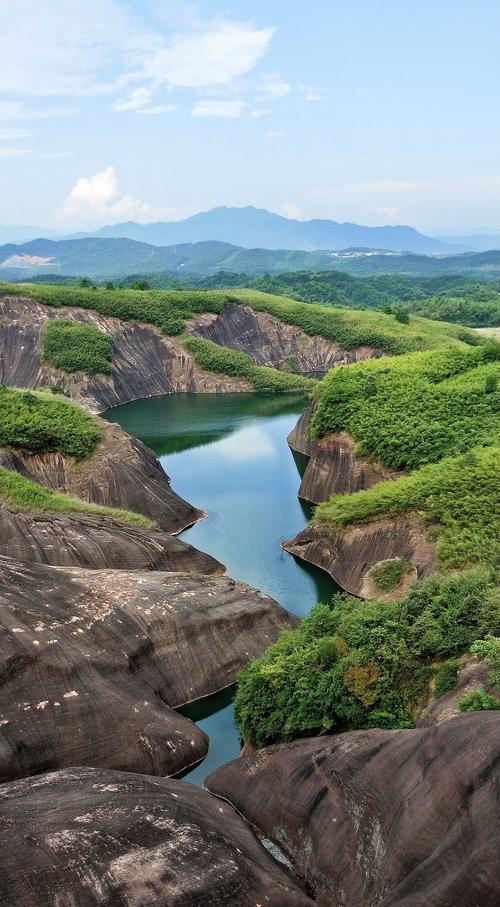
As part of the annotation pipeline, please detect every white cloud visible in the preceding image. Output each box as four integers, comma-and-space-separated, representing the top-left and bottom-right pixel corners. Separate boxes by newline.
265, 130, 286, 139
280, 203, 304, 219
360, 205, 401, 223
140, 22, 275, 90
0, 128, 30, 141
135, 105, 177, 115
299, 84, 323, 102
113, 88, 154, 112
192, 100, 245, 118
0, 147, 32, 159
52, 166, 164, 229
257, 74, 291, 100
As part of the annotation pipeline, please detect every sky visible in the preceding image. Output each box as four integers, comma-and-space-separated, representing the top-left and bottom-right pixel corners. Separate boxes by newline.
1, 0, 500, 234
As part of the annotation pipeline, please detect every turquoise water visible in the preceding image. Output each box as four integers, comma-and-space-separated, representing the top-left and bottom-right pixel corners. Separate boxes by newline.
105, 393, 338, 783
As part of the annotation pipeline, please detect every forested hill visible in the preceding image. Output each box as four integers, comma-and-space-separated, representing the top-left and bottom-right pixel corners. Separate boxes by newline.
3, 236, 500, 281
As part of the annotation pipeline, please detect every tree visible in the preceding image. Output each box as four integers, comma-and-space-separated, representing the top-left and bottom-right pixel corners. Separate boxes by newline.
395, 309, 410, 325
132, 280, 152, 291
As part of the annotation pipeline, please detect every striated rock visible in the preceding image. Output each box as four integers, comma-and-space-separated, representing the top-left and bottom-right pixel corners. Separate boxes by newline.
206, 713, 500, 907
284, 516, 437, 597
0, 295, 251, 413
189, 300, 384, 374
0, 766, 313, 906
0, 505, 223, 572
0, 557, 296, 781
0, 418, 200, 533
288, 406, 397, 505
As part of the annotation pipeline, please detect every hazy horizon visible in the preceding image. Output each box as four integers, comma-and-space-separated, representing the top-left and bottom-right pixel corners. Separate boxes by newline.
2, 1, 500, 234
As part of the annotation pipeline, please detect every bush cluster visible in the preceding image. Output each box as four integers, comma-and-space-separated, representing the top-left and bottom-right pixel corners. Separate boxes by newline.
42, 320, 113, 375
235, 570, 496, 747
0, 386, 101, 459
371, 557, 412, 592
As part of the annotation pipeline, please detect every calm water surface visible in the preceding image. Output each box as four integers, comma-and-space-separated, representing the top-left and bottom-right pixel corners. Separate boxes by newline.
105, 393, 338, 784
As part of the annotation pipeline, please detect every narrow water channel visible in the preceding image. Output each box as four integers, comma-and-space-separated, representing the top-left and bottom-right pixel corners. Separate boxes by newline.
105, 393, 339, 784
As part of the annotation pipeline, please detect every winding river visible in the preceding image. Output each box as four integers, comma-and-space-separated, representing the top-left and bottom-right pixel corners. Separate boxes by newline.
105, 393, 339, 784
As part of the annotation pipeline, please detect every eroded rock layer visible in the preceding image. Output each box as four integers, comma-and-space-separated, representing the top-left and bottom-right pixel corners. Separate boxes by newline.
0, 766, 313, 907
189, 300, 383, 374
288, 406, 397, 505
0, 506, 223, 572
0, 557, 296, 781
0, 418, 199, 532
284, 516, 437, 597
207, 714, 500, 907
0, 295, 251, 413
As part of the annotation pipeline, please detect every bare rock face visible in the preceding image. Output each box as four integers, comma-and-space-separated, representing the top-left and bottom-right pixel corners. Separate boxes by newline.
0, 766, 314, 907
0, 556, 296, 781
189, 301, 384, 374
0, 295, 251, 413
288, 406, 397, 505
206, 714, 500, 907
284, 516, 437, 597
0, 506, 223, 572
0, 418, 199, 533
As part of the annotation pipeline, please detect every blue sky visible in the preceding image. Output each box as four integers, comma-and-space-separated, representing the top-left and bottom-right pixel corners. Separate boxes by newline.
1, 0, 499, 232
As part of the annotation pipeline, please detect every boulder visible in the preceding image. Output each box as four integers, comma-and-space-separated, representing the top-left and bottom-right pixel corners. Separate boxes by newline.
0, 557, 296, 781
207, 714, 500, 906
0, 766, 313, 906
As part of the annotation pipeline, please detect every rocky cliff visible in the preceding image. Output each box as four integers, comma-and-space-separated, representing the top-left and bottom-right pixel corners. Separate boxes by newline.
0, 295, 251, 413
0, 766, 313, 906
207, 713, 500, 906
288, 404, 397, 505
0, 556, 296, 781
0, 418, 200, 533
189, 300, 383, 374
0, 506, 223, 572
284, 516, 437, 597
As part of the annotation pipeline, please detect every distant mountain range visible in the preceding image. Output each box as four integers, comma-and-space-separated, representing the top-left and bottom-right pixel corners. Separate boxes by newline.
71, 206, 463, 254
1, 205, 486, 253
2, 236, 500, 281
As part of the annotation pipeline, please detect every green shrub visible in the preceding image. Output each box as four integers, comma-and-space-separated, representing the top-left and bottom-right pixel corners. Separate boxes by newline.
0, 386, 101, 459
458, 689, 500, 712
470, 635, 500, 687
0, 466, 152, 527
182, 336, 317, 393
434, 659, 459, 697
43, 320, 113, 375
372, 557, 412, 592
235, 569, 495, 747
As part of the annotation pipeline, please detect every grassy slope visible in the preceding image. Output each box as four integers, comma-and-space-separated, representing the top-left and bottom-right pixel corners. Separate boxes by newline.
0, 386, 101, 459
42, 320, 113, 375
0, 467, 153, 527
1, 282, 477, 357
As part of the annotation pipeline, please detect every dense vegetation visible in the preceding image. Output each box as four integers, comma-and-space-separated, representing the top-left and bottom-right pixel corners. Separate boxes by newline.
0, 386, 101, 459
42, 320, 114, 375
311, 345, 500, 467
182, 337, 317, 393
235, 569, 498, 746
371, 557, 413, 592
0, 467, 152, 526
0, 282, 477, 359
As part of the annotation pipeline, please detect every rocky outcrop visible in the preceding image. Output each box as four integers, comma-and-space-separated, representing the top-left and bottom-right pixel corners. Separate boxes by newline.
0, 418, 200, 533
0, 556, 296, 781
189, 300, 384, 374
284, 516, 437, 597
418, 659, 494, 727
0, 766, 313, 907
207, 713, 500, 906
0, 506, 223, 572
0, 295, 251, 413
288, 405, 397, 505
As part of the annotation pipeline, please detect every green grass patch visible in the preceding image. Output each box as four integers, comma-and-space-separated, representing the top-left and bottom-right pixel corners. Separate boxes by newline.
42, 320, 113, 375
181, 336, 317, 393
459, 689, 500, 711
314, 447, 500, 571
0, 386, 101, 459
0, 466, 153, 527
372, 557, 412, 592
235, 569, 496, 747
433, 659, 460, 697
311, 344, 500, 469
